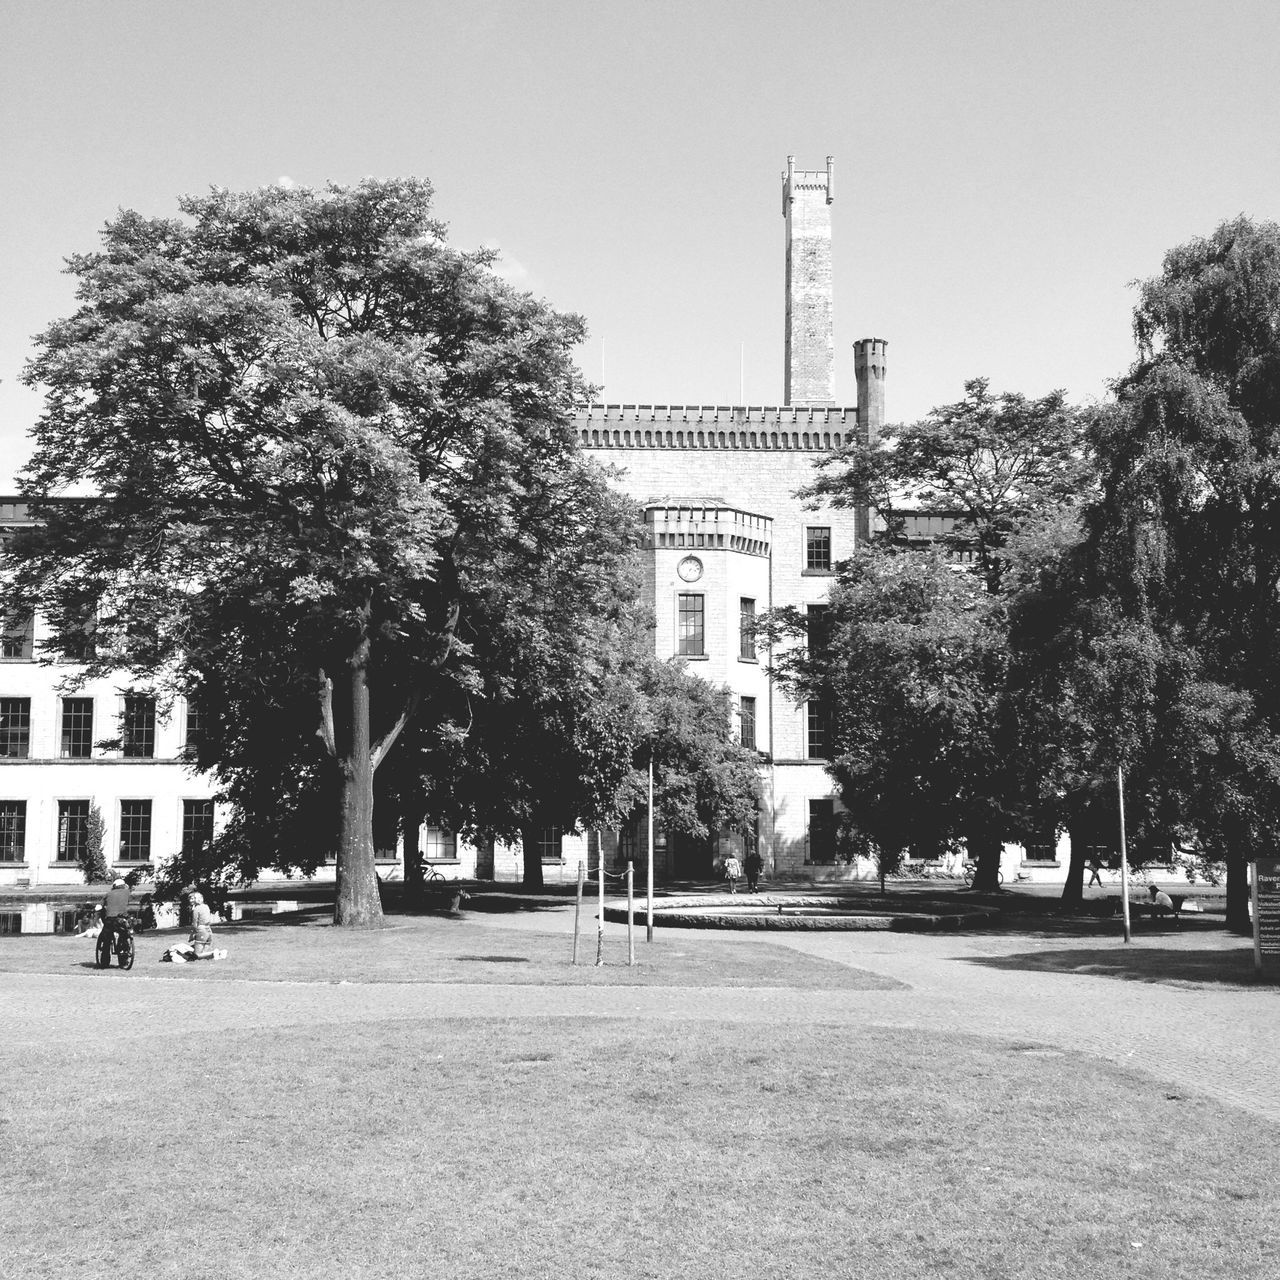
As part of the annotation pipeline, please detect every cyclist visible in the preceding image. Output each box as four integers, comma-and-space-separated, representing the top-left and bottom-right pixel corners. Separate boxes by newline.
100, 876, 132, 953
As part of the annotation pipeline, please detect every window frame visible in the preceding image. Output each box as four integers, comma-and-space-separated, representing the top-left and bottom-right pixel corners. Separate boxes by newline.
118, 799, 153, 863
739, 597, 757, 661
677, 592, 706, 657
805, 525, 833, 573
60, 697, 94, 759
0, 800, 28, 863
56, 799, 91, 863
0, 697, 31, 759
1, 612, 34, 661
181, 799, 215, 859
121, 694, 156, 759
739, 695, 757, 750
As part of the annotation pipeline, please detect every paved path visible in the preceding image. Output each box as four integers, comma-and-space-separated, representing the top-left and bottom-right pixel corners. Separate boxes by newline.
4, 904, 1276, 1122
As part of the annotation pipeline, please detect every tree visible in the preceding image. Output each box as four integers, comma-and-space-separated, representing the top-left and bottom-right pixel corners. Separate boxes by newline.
806, 378, 1088, 588
81, 803, 109, 885
1085, 216, 1280, 929
6, 179, 600, 927
765, 550, 1021, 891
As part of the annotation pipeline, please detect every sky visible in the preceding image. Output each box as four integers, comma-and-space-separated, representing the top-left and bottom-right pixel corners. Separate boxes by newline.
4, 0, 1280, 488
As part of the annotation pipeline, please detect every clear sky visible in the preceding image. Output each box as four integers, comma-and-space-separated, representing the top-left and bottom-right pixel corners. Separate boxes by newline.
4, 0, 1280, 488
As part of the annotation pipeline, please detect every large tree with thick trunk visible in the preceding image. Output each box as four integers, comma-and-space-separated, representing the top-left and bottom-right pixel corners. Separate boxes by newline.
5, 179, 595, 927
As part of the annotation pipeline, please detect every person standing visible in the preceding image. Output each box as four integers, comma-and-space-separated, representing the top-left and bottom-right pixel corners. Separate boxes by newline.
723, 852, 743, 894
744, 848, 763, 893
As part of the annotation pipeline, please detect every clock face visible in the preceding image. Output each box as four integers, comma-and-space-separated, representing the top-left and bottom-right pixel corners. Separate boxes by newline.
677, 555, 703, 582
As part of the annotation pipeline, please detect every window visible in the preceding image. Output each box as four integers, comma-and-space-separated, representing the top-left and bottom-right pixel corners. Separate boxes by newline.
537, 826, 563, 863
806, 604, 831, 659
122, 695, 156, 758
0, 698, 31, 758
182, 800, 215, 858
0, 801, 27, 862
739, 696, 757, 750
739, 598, 756, 661
677, 593, 705, 656
424, 827, 458, 861
61, 698, 93, 758
1, 612, 34, 660
61, 606, 97, 661
805, 526, 832, 572
808, 799, 837, 865
806, 700, 830, 759
184, 697, 202, 755
57, 800, 91, 862
0, 912, 21, 935
118, 800, 152, 862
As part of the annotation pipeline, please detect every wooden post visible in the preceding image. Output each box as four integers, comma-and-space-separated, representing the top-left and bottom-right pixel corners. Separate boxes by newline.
627, 860, 635, 966
647, 754, 655, 943
595, 840, 605, 966
1118, 765, 1132, 944
572, 859, 584, 965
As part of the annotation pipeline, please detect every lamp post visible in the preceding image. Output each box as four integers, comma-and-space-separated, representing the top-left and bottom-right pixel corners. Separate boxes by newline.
1118, 764, 1132, 944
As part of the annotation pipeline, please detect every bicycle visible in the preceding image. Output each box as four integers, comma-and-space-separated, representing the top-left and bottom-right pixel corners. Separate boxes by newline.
96, 918, 135, 970
962, 862, 1004, 887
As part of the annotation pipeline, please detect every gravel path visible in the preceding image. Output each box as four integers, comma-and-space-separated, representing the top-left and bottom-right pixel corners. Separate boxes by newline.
4, 904, 1275, 1121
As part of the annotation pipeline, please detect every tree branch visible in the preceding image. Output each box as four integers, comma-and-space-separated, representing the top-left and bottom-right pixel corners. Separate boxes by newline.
316, 668, 336, 757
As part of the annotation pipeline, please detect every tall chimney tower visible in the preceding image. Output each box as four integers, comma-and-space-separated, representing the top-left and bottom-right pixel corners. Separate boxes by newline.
854, 337, 888, 442
783, 155, 834, 407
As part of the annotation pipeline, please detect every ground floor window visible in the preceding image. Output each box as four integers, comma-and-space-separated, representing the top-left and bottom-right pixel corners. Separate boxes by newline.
57, 799, 90, 862
182, 800, 215, 857
119, 800, 152, 863
0, 800, 26, 861
0, 911, 21, 935
807, 799, 837, 865
538, 827, 563, 863
424, 827, 457, 861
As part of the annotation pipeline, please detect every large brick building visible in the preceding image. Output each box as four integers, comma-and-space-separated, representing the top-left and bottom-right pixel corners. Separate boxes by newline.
577, 157, 886, 880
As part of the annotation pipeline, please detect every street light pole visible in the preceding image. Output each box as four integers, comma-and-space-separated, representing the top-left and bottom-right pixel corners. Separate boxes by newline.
1118, 764, 1132, 944
647, 754, 655, 943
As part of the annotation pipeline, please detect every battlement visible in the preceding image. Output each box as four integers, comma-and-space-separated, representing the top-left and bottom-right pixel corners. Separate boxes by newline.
783, 155, 834, 209
576, 405, 856, 452
643, 504, 772, 558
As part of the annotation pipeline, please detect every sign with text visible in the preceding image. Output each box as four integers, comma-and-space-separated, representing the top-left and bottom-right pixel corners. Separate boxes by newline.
1253, 859, 1280, 975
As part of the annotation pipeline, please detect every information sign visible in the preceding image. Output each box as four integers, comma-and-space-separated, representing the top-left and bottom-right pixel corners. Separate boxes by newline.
1252, 859, 1280, 975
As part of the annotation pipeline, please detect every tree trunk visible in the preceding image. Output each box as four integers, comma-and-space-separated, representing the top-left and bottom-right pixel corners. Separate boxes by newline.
334, 648, 383, 928
1059, 819, 1087, 907
520, 825, 546, 891
1226, 857, 1251, 934
968, 830, 1003, 892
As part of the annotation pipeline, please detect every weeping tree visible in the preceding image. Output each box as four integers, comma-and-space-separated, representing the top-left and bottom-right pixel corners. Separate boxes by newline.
6, 178, 601, 927
1084, 216, 1280, 929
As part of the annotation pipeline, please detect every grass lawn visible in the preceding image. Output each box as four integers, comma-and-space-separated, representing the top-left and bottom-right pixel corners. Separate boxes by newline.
3, 1016, 1275, 1280
2, 914, 1275, 1279
0, 912, 899, 989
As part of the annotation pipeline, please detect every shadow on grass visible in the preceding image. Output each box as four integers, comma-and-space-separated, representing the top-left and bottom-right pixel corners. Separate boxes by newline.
964, 945, 1269, 988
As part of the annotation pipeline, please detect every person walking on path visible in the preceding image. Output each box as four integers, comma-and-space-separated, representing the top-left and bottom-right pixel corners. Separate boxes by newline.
745, 848, 763, 893
1086, 858, 1104, 887
723, 853, 743, 894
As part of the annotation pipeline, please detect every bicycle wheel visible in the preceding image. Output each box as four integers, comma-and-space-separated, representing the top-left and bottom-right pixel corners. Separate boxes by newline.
962, 866, 975, 886
425, 867, 446, 884
119, 933, 135, 970
96, 932, 112, 969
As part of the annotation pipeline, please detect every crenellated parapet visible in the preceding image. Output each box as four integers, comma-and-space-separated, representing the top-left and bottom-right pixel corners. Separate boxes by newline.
576, 404, 857, 452
642, 503, 772, 557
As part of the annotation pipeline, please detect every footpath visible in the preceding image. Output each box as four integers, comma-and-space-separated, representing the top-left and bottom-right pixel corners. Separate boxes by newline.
3, 896, 1275, 1123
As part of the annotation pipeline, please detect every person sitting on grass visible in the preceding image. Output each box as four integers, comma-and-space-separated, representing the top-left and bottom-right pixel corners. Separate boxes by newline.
165, 891, 224, 962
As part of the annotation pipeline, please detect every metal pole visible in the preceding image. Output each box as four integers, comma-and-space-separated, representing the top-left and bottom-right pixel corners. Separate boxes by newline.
596, 838, 605, 966
1118, 765, 1132, 944
627, 860, 635, 966
647, 755, 655, 943
1252, 861, 1262, 975
572, 859, 584, 965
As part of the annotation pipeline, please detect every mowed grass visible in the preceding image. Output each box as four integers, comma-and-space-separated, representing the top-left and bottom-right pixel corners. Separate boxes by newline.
3, 1015, 1275, 1280
0, 912, 900, 989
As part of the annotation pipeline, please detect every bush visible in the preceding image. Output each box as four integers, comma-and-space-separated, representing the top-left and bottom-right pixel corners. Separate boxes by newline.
80, 803, 110, 884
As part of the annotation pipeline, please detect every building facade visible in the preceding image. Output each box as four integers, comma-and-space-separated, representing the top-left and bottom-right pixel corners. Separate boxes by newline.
1, 499, 220, 892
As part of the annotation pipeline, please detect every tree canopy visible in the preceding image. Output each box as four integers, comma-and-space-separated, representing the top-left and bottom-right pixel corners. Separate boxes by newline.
6, 178, 621, 926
